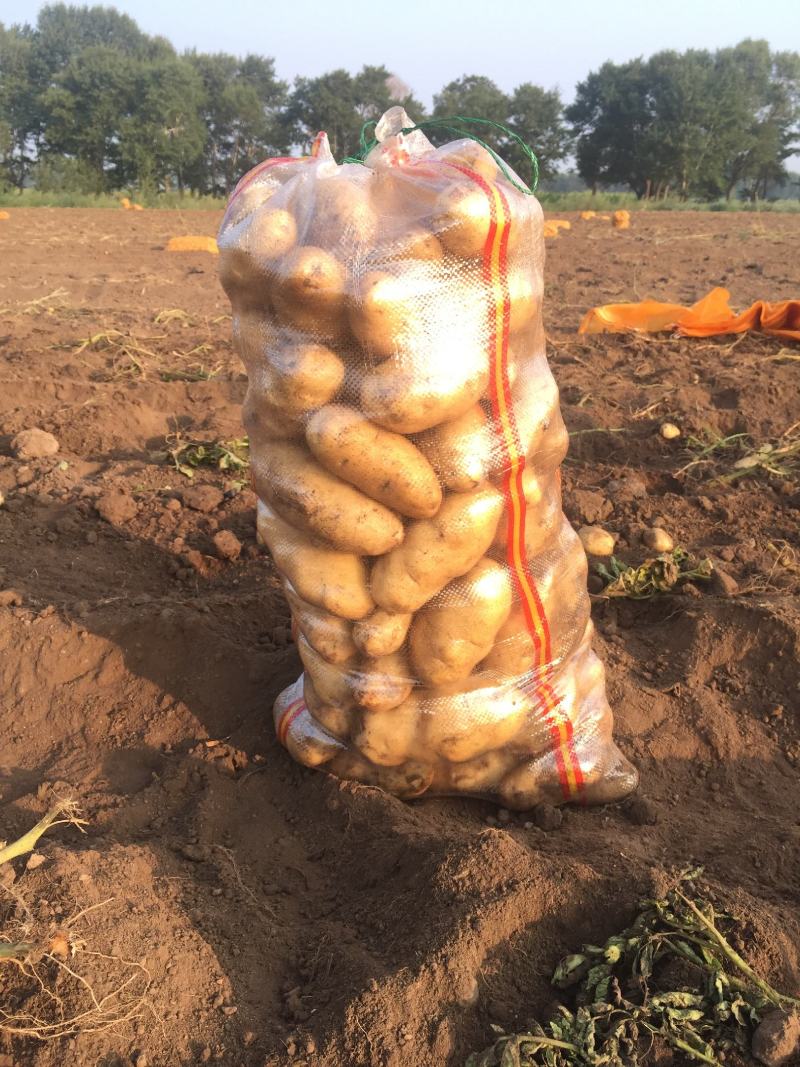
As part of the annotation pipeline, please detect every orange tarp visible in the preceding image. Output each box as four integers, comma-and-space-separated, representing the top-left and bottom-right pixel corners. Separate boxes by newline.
166, 236, 219, 254
579, 286, 800, 342
544, 219, 571, 238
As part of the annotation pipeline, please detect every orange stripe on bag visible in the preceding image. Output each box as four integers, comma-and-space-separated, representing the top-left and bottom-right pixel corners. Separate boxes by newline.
276, 698, 305, 747
445, 161, 584, 800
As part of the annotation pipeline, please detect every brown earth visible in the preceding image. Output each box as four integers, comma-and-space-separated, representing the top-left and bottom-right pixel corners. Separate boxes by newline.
0, 207, 798, 1067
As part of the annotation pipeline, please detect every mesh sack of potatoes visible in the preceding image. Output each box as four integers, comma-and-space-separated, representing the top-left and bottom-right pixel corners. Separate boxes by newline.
218, 107, 638, 809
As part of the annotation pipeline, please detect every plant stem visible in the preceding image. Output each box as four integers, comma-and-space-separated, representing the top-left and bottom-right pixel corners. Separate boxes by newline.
0, 801, 85, 866
669, 1035, 721, 1065
675, 891, 800, 1009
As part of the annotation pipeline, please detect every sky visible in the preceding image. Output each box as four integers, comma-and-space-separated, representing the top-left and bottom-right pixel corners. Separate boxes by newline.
5, 0, 800, 108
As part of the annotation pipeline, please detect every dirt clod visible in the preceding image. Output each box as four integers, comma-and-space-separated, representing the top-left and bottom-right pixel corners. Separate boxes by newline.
214, 529, 242, 561
751, 1010, 800, 1067
11, 427, 59, 459
625, 795, 659, 826
711, 566, 740, 597
95, 489, 138, 525
534, 803, 563, 832
183, 484, 225, 512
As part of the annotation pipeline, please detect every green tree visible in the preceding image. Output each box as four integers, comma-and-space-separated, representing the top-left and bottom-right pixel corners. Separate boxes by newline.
185, 52, 287, 194
0, 22, 37, 188
118, 54, 206, 193
285, 65, 423, 159
507, 83, 571, 182
567, 59, 652, 195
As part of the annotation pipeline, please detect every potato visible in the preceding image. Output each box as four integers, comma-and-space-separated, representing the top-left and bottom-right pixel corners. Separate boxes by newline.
440, 141, 499, 183
446, 748, 518, 794
297, 634, 355, 710
371, 485, 504, 613
218, 247, 271, 309
273, 678, 342, 767
434, 181, 494, 259
498, 689, 638, 809
256, 500, 374, 619
303, 674, 353, 740
243, 388, 305, 442
306, 404, 441, 519
284, 581, 357, 665
377, 760, 434, 799
422, 676, 529, 763
246, 206, 298, 260
328, 749, 381, 787
361, 358, 489, 435
352, 609, 412, 658
490, 469, 561, 556
308, 176, 377, 248
389, 226, 444, 262
353, 693, 421, 766
253, 440, 404, 556
409, 559, 513, 687
506, 268, 539, 334
271, 246, 347, 337
496, 759, 553, 810
414, 405, 493, 491
511, 358, 560, 458
349, 270, 416, 358
237, 328, 344, 419
350, 651, 413, 712
220, 179, 278, 232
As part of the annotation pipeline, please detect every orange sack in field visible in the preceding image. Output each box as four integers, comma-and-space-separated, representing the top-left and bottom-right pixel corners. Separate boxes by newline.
543, 219, 571, 238
612, 210, 630, 229
166, 235, 219, 254
579, 286, 800, 342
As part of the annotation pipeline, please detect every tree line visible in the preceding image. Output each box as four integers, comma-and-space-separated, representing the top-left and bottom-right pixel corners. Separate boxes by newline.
1, 4, 798, 201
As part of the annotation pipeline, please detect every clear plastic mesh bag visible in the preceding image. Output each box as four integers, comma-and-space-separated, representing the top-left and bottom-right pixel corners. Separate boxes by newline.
218, 107, 638, 809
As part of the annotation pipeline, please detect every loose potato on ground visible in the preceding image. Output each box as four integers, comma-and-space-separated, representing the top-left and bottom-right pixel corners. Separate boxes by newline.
352, 609, 413, 658
256, 500, 374, 620
308, 175, 377, 249
371, 485, 504, 613
414, 405, 493, 492
422, 677, 529, 763
284, 581, 357, 665
361, 358, 489, 435
303, 675, 353, 740
350, 651, 413, 712
409, 559, 513, 687
306, 405, 441, 519
353, 694, 421, 766
271, 245, 347, 337
253, 440, 404, 556
434, 181, 494, 259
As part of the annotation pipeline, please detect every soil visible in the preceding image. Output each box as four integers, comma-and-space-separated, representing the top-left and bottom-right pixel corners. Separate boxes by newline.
0, 207, 798, 1067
